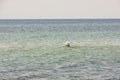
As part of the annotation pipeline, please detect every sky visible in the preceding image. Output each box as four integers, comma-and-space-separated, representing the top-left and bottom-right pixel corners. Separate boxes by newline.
0, 0, 120, 19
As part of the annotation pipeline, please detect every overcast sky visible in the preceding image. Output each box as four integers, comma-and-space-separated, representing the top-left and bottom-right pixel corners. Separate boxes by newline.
0, 0, 120, 19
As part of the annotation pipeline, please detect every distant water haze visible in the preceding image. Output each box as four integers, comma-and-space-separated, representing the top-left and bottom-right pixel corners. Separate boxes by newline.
0, 19, 120, 33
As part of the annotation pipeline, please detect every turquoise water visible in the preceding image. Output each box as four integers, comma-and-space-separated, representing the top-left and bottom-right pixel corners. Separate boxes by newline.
0, 19, 120, 80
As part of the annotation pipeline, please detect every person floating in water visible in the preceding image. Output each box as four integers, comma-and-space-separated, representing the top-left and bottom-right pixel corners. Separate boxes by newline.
65, 41, 70, 47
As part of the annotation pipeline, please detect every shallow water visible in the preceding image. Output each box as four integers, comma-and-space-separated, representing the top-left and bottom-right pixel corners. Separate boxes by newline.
0, 32, 120, 80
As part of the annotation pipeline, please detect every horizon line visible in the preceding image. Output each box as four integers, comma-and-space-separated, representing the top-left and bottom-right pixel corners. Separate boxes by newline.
0, 18, 120, 20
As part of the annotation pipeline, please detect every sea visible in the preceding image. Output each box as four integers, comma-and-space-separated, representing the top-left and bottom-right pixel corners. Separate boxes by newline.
0, 19, 120, 80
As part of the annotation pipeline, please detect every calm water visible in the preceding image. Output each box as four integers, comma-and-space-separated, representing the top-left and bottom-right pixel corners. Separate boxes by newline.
0, 19, 120, 80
